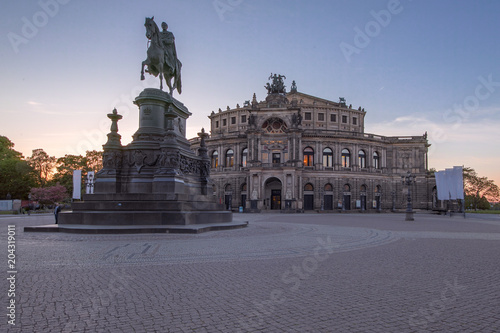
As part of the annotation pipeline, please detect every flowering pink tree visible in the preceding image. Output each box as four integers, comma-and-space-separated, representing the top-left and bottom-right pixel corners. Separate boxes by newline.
29, 185, 68, 205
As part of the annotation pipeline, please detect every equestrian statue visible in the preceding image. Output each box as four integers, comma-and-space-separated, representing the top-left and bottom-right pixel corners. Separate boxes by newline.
141, 17, 182, 95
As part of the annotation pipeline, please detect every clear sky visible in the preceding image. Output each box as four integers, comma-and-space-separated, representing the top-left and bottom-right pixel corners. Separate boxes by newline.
1, 0, 499, 185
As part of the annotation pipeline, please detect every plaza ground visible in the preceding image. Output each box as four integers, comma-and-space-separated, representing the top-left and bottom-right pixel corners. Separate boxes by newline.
1, 212, 500, 332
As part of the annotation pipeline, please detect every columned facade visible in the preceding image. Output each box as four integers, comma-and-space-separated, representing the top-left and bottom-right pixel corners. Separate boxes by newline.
190, 76, 434, 212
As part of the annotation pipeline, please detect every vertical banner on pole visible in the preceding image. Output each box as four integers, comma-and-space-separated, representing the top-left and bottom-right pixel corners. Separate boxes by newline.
73, 170, 82, 200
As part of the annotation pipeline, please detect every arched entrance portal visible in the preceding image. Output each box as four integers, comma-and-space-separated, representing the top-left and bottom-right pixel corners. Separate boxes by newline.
264, 177, 282, 210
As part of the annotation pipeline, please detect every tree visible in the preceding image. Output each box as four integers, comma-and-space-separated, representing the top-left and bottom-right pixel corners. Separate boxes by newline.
0, 136, 22, 159
27, 148, 56, 187
463, 167, 500, 210
29, 185, 68, 205
85, 150, 103, 172
52, 154, 87, 196
0, 136, 36, 199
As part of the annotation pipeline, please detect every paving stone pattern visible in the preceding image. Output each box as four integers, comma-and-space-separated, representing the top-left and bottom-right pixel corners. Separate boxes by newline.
1, 213, 500, 332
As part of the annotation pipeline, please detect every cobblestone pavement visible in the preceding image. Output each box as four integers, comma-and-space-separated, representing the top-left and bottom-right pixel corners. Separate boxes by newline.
1, 213, 500, 332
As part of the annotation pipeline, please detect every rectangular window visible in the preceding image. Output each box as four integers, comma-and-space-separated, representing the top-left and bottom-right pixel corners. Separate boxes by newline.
241, 115, 247, 123
223, 119, 227, 126
231, 117, 236, 125
342, 115, 348, 124
330, 114, 337, 122
272, 153, 281, 164
305, 112, 312, 120
215, 121, 219, 128
318, 113, 325, 121
353, 117, 357, 125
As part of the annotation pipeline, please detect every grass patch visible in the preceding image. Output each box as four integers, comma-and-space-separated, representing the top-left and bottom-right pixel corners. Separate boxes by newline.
466, 210, 500, 214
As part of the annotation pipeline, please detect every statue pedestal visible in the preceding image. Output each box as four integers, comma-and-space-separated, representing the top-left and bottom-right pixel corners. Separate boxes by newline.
59, 89, 234, 228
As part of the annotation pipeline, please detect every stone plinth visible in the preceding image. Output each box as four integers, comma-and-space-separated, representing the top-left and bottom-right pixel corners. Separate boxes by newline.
63, 193, 231, 226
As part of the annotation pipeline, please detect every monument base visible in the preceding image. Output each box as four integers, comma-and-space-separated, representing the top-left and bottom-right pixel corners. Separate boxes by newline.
60, 193, 231, 225
52, 88, 237, 232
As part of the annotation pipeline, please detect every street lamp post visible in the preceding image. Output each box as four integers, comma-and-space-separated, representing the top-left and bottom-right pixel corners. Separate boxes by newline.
401, 171, 416, 221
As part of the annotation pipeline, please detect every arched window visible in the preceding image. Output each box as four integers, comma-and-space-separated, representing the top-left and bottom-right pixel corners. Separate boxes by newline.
261, 117, 288, 133
342, 149, 351, 167
322, 147, 333, 167
360, 185, 367, 211
343, 184, 351, 192
241, 148, 248, 167
304, 183, 314, 191
241, 183, 247, 191
324, 183, 333, 191
375, 185, 382, 193
358, 150, 366, 168
211, 151, 218, 168
373, 151, 380, 169
303, 147, 314, 167
225, 149, 234, 167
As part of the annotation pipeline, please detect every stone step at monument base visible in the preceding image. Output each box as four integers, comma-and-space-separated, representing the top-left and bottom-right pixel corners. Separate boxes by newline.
24, 220, 248, 234
60, 210, 232, 226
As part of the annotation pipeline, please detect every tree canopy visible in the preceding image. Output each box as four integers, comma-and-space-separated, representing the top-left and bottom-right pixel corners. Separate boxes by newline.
0, 136, 103, 200
463, 167, 500, 210
0, 136, 35, 199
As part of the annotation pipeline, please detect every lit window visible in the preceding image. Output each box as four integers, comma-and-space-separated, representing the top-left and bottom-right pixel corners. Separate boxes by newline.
272, 153, 281, 164
241, 148, 248, 167
225, 149, 234, 167
303, 147, 314, 166
358, 150, 366, 168
211, 151, 219, 168
342, 149, 350, 167
322, 148, 333, 167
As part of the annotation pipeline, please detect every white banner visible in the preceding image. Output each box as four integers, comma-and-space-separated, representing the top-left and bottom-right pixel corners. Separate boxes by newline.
435, 166, 464, 200
73, 170, 82, 200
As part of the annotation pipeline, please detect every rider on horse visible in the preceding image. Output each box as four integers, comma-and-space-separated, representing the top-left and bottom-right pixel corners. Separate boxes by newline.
159, 22, 179, 77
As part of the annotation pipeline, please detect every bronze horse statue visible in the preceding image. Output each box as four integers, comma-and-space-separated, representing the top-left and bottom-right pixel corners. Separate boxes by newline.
141, 17, 182, 95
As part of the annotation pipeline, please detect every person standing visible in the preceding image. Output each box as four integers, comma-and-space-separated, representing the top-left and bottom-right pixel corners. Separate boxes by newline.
54, 202, 62, 224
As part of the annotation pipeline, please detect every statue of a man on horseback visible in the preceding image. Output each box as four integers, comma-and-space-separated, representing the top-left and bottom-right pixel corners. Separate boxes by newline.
141, 17, 182, 95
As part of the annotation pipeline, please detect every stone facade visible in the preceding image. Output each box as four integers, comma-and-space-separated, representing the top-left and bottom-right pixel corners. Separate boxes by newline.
190, 78, 436, 212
